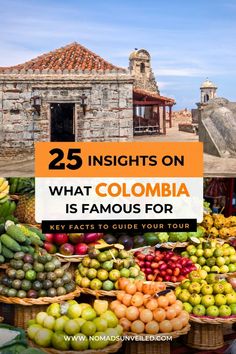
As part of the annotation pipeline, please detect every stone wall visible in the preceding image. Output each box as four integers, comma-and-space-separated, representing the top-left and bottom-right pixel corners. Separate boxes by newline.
0, 70, 133, 158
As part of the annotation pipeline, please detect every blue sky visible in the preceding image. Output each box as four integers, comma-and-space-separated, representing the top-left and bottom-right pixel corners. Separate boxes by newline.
0, 0, 235, 109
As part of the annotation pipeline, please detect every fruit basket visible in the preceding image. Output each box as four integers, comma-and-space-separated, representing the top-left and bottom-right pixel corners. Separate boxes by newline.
0, 288, 81, 306
124, 324, 191, 354
190, 313, 236, 325
28, 340, 122, 354
0, 289, 81, 329
186, 314, 236, 350
76, 286, 118, 298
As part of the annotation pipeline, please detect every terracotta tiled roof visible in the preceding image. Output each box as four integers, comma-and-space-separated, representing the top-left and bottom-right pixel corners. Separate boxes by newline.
0, 42, 124, 72
133, 88, 175, 104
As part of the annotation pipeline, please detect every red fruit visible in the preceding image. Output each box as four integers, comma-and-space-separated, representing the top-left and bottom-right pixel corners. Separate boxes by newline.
45, 234, 54, 242
166, 269, 173, 275
157, 277, 163, 282
145, 268, 152, 275
159, 263, 167, 271
171, 276, 177, 283
75, 243, 88, 255
154, 256, 161, 262
54, 234, 68, 245
137, 253, 146, 261
170, 256, 179, 262
44, 242, 57, 254
59, 243, 74, 256
147, 274, 154, 281
173, 268, 180, 276
145, 261, 151, 267
150, 262, 159, 269
68, 233, 85, 244
145, 255, 154, 262
177, 275, 186, 282
165, 275, 171, 281
138, 261, 145, 267
84, 233, 103, 244
160, 271, 167, 277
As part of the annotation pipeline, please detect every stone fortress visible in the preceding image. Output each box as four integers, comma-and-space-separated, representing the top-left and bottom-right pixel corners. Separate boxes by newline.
196, 79, 236, 158
0, 43, 174, 158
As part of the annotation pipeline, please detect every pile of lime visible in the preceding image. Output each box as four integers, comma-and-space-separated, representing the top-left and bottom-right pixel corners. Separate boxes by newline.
28, 299, 122, 350
0, 251, 76, 298
75, 248, 145, 291
175, 270, 236, 317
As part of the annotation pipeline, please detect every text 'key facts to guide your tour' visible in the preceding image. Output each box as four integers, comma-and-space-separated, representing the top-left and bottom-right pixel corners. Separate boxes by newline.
35, 142, 203, 233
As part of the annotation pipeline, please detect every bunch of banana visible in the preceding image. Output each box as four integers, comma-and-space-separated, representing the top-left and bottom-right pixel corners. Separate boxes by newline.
0, 178, 9, 203
9, 177, 31, 194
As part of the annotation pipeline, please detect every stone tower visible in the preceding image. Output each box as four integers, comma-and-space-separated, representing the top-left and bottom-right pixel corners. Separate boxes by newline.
129, 49, 159, 93
200, 79, 217, 103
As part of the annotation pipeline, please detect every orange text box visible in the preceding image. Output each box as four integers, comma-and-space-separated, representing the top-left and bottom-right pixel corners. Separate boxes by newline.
35, 142, 203, 177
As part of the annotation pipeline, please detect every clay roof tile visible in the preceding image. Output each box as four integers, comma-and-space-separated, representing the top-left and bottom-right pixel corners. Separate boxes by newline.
0, 42, 123, 73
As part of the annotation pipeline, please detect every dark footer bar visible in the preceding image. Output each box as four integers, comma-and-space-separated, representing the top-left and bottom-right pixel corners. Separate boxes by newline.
42, 219, 197, 233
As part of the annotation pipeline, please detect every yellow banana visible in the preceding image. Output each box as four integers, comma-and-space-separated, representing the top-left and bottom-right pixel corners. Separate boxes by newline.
0, 180, 9, 193
0, 187, 9, 199
0, 178, 5, 188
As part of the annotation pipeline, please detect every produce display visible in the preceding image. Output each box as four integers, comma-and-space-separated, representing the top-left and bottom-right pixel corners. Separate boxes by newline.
112, 278, 189, 334
27, 299, 122, 350
0, 221, 45, 264
103, 226, 205, 249
75, 246, 145, 291
200, 213, 236, 239
182, 240, 236, 274
44, 232, 104, 255
175, 269, 236, 317
0, 250, 75, 298
134, 249, 196, 282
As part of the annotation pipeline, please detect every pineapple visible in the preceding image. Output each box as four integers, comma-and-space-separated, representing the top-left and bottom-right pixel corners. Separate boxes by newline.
15, 178, 35, 224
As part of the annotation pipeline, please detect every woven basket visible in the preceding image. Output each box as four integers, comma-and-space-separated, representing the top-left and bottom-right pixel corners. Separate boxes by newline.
0, 288, 80, 306
129, 246, 153, 254
186, 322, 224, 350
29, 340, 122, 354
190, 314, 236, 325
156, 242, 189, 249
124, 341, 169, 354
124, 324, 190, 354
125, 323, 190, 340
56, 253, 86, 262
164, 281, 180, 288
77, 286, 118, 298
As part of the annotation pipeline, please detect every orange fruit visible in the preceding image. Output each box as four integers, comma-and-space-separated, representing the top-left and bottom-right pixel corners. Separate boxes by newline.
145, 320, 159, 334
117, 291, 126, 302
165, 307, 177, 320
114, 304, 127, 319
131, 293, 144, 307
153, 308, 166, 322
110, 300, 121, 312
157, 296, 169, 308
125, 283, 137, 295
145, 298, 158, 311
119, 317, 131, 331
171, 318, 183, 331
159, 320, 173, 333
122, 294, 132, 307
140, 309, 153, 323
131, 320, 145, 334
126, 306, 140, 321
